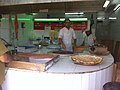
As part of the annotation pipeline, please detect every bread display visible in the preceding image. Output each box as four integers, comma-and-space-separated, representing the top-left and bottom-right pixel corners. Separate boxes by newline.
71, 55, 103, 65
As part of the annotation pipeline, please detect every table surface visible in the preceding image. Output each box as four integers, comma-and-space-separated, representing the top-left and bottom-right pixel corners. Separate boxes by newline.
33, 48, 114, 74
46, 52, 114, 74
9, 49, 114, 74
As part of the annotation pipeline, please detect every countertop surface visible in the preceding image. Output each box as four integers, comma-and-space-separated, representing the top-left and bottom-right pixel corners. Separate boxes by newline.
36, 48, 114, 73
46, 53, 114, 74
35, 48, 114, 73
9, 48, 114, 74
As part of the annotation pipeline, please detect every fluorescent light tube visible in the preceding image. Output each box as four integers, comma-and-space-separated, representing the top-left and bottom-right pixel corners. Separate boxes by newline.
69, 18, 88, 21
65, 13, 78, 15
1, 18, 31, 21
65, 12, 84, 15
109, 17, 117, 20
34, 18, 88, 22
114, 4, 120, 11
34, 18, 59, 21
103, 0, 110, 8
60, 18, 65, 21
32, 13, 38, 15
60, 18, 87, 21
97, 17, 105, 20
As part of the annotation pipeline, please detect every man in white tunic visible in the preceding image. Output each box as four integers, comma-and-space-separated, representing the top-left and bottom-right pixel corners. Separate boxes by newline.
82, 30, 96, 46
58, 19, 76, 52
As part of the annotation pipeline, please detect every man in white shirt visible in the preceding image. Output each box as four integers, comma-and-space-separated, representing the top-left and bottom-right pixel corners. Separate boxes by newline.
58, 19, 76, 52
82, 30, 96, 46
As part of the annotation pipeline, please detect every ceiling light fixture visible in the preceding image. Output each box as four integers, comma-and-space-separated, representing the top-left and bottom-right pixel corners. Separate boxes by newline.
69, 18, 87, 21
97, 17, 105, 20
59, 18, 88, 21
109, 17, 117, 20
65, 12, 84, 15
34, 18, 59, 22
34, 18, 88, 22
1, 18, 31, 21
32, 13, 38, 15
103, 0, 110, 8
114, 4, 120, 11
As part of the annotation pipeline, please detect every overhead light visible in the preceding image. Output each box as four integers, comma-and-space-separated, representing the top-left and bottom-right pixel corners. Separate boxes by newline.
32, 13, 38, 15
34, 18, 88, 22
103, 0, 110, 8
114, 4, 120, 11
1, 18, 31, 21
60, 18, 87, 21
97, 17, 105, 20
34, 18, 59, 22
109, 17, 117, 20
69, 18, 87, 21
59, 18, 65, 21
65, 12, 84, 15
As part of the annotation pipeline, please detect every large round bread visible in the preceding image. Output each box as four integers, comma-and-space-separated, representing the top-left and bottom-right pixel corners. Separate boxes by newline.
71, 55, 103, 65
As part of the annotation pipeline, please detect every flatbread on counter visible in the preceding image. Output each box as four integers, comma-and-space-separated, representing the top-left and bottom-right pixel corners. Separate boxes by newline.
71, 55, 103, 66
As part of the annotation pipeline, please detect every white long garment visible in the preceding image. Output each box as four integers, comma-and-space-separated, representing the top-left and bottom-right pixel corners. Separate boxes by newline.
82, 32, 96, 46
58, 27, 76, 51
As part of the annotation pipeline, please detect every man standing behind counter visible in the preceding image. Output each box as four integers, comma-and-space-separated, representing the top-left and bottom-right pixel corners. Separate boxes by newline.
58, 18, 77, 52
0, 39, 13, 90
82, 30, 96, 46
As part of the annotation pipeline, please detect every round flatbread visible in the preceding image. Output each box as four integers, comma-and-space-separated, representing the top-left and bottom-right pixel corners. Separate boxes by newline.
71, 55, 103, 65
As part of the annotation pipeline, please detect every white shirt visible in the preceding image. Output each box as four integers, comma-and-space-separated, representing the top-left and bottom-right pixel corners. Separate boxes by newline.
82, 31, 96, 46
58, 27, 76, 51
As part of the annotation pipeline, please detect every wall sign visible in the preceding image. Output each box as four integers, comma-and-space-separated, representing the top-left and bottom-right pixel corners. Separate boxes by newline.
72, 22, 88, 30
34, 21, 88, 30
34, 22, 45, 30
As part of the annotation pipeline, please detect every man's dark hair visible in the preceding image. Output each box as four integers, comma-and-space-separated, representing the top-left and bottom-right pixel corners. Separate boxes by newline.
64, 18, 71, 22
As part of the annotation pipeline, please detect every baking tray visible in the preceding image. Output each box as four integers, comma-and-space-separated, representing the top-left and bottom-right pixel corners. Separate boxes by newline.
10, 52, 60, 71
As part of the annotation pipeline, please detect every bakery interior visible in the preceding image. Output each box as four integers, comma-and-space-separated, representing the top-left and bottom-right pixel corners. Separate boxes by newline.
0, 0, 120, 90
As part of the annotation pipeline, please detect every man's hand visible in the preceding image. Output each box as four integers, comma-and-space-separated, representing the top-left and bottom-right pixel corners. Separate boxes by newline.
61, 43, 66, 50
58, 38, 66, 50
0, 52, 13, 63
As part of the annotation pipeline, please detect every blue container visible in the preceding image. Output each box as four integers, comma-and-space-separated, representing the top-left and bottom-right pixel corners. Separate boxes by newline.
23, 46, 35, 49
103, 82, 120, 90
